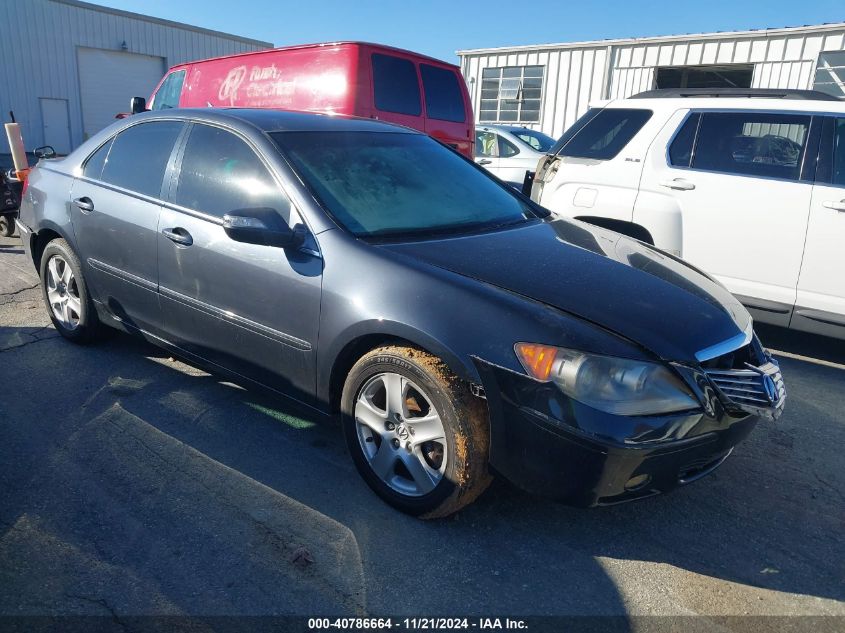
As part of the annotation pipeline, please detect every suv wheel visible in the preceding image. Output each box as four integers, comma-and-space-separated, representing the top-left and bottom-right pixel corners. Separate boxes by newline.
39, 238, 102, 343
341, 345, 492, 518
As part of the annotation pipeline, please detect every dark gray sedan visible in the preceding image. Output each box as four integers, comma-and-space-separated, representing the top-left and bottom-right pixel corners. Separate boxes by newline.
16, 109, 785, 517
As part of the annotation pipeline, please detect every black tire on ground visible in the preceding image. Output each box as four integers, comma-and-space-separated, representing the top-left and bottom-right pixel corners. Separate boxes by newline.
0, 215, 15, 238
341, 345, 492, 518
39, 238, 103, 343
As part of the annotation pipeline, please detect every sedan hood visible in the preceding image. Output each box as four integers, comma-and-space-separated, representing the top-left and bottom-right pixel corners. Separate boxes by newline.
379, 219, 751, 363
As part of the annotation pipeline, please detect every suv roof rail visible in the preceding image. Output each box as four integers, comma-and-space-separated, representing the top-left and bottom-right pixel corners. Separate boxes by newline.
630, 88, 841, 101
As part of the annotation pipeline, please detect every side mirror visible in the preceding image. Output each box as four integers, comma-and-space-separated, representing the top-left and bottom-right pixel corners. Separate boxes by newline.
130, 96, 147, 115
222, 208, 306, 249
34, 145, 56, 160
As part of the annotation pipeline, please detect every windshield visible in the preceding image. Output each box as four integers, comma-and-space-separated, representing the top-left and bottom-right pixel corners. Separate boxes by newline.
272, 131, 540, 238
509, 128, 555, 152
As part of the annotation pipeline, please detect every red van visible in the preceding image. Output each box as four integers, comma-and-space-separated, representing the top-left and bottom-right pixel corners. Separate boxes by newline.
142, 42, 474, 157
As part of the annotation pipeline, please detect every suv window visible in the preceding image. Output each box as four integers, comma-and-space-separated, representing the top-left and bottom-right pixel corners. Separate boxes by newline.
498, 136, 519, 158
83, 138, 113, 180
556, 108, 652, 160
153, 70, 186, 110
833, 118, 845, 187
173, 123, 289, 220
668, 113, 701, 167
101, 121, 183, 197
372, 54, 421, 116
692, 112, 811, 181
420, 64, 465, 122
476, 131, 497, 157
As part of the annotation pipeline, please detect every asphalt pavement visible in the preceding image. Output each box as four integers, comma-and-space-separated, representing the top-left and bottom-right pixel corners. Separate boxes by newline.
1, 233, 843, 631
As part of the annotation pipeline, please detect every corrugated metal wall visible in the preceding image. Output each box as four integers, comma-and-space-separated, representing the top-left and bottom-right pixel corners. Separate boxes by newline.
0, 0, 269, 151
460, 24, 845, 139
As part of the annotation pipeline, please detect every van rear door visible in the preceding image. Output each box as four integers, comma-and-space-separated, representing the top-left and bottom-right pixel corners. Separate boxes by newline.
369, 52, 425, 131
419, 63, 472, 157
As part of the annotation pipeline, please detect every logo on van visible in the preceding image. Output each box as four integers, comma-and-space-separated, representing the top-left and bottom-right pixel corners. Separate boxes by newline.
218, 66, 248, 105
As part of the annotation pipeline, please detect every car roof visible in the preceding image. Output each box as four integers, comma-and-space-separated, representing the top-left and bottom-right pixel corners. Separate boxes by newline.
606, 96, 845, 114
131, 108, 421, 134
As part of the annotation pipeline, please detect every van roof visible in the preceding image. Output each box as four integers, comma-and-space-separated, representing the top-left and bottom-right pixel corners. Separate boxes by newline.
168, 41, 460, 71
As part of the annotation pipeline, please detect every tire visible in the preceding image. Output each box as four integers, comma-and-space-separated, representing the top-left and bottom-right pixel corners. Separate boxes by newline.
341, 345, 492, 518
0, 215, 15, 238
39, 238, 102, 343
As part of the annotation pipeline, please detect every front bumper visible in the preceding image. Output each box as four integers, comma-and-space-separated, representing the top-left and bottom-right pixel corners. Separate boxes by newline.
474, 357, 760, 507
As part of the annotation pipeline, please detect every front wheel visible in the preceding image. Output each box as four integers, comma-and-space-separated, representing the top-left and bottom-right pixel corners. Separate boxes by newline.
341, 345, 492, 518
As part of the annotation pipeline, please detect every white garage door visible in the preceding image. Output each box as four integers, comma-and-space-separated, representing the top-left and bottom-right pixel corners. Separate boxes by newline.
77, 47, 165, 140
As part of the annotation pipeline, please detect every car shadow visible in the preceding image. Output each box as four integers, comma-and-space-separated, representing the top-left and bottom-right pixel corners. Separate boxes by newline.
1, 324, 842, 619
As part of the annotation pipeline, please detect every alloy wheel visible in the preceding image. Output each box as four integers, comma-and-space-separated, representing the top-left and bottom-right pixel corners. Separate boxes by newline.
45, 254, 81, 330
354, 372, 448, 496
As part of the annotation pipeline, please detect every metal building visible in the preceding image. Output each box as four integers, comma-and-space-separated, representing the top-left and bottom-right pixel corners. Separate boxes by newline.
458, 22, 845, 138
0, 0, 271, 154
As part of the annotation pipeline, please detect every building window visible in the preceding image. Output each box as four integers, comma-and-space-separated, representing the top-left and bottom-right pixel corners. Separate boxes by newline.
814, 51, 845, 98
655, 64, 753, 89
480, 66, 544, 123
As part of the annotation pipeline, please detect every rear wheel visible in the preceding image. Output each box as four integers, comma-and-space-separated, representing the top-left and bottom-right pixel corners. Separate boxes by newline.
342, 345, 491, 518
39, 238, 102, 343
0, 215, 15, 237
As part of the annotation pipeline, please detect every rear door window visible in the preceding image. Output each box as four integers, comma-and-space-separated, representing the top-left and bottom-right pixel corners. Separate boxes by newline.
668, 113, 701, 167
152, 70, 186, 110
498, 136, 520, 158
816, 117, 845, 187
420, 64, 465, 122
83, 138, 113, 180
556, 108, 652, 160
172, 123, 290, 220
475, 131, 497, 157
691, 112, 811, 181
372, 54, 422, 116
100, 121, 183, 197
834, 119, 845, 186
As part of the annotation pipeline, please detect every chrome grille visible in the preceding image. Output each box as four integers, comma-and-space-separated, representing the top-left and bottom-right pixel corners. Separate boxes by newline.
705, 361, 786, 420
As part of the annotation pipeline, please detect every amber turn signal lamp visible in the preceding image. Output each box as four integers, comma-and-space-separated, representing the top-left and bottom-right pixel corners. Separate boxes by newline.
514, 343, 558, 381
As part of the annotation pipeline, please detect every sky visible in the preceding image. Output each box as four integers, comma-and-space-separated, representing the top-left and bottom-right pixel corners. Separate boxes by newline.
94, 0, 844, 63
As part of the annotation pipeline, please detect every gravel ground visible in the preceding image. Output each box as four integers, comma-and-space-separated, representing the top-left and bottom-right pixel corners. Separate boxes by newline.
0, 232, 843, 631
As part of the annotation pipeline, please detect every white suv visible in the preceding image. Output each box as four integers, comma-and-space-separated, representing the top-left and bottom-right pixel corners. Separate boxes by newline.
531, 88, 845, 339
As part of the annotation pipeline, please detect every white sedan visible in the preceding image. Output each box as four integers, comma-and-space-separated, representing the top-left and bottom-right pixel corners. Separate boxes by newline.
474, 125, 556, 188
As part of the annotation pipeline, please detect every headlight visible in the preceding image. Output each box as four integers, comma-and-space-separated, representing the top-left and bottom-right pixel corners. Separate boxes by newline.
514, 343, 699, 416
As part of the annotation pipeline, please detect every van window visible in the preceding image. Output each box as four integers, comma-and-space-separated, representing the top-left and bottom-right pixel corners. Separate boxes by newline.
556, 109, 652, 160
101, 121, 183, 197
173, 123, 290, 220
420, 64, 465, 122
692, 112, 811, 181
152, 70, 186, 110
372, 54, 421, 116
83, 138, 113, 180
668, 113, 701, 167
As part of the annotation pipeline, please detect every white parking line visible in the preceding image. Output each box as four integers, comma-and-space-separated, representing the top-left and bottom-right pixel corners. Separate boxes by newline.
771, 349, 845, 371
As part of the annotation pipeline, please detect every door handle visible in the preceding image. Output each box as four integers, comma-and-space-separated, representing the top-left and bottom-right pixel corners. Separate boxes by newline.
73, 196, 94, 213
162, 227, 193, 246
822, 200, 845, 212
477, 159, 493, 166
659, 178, 696, 191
